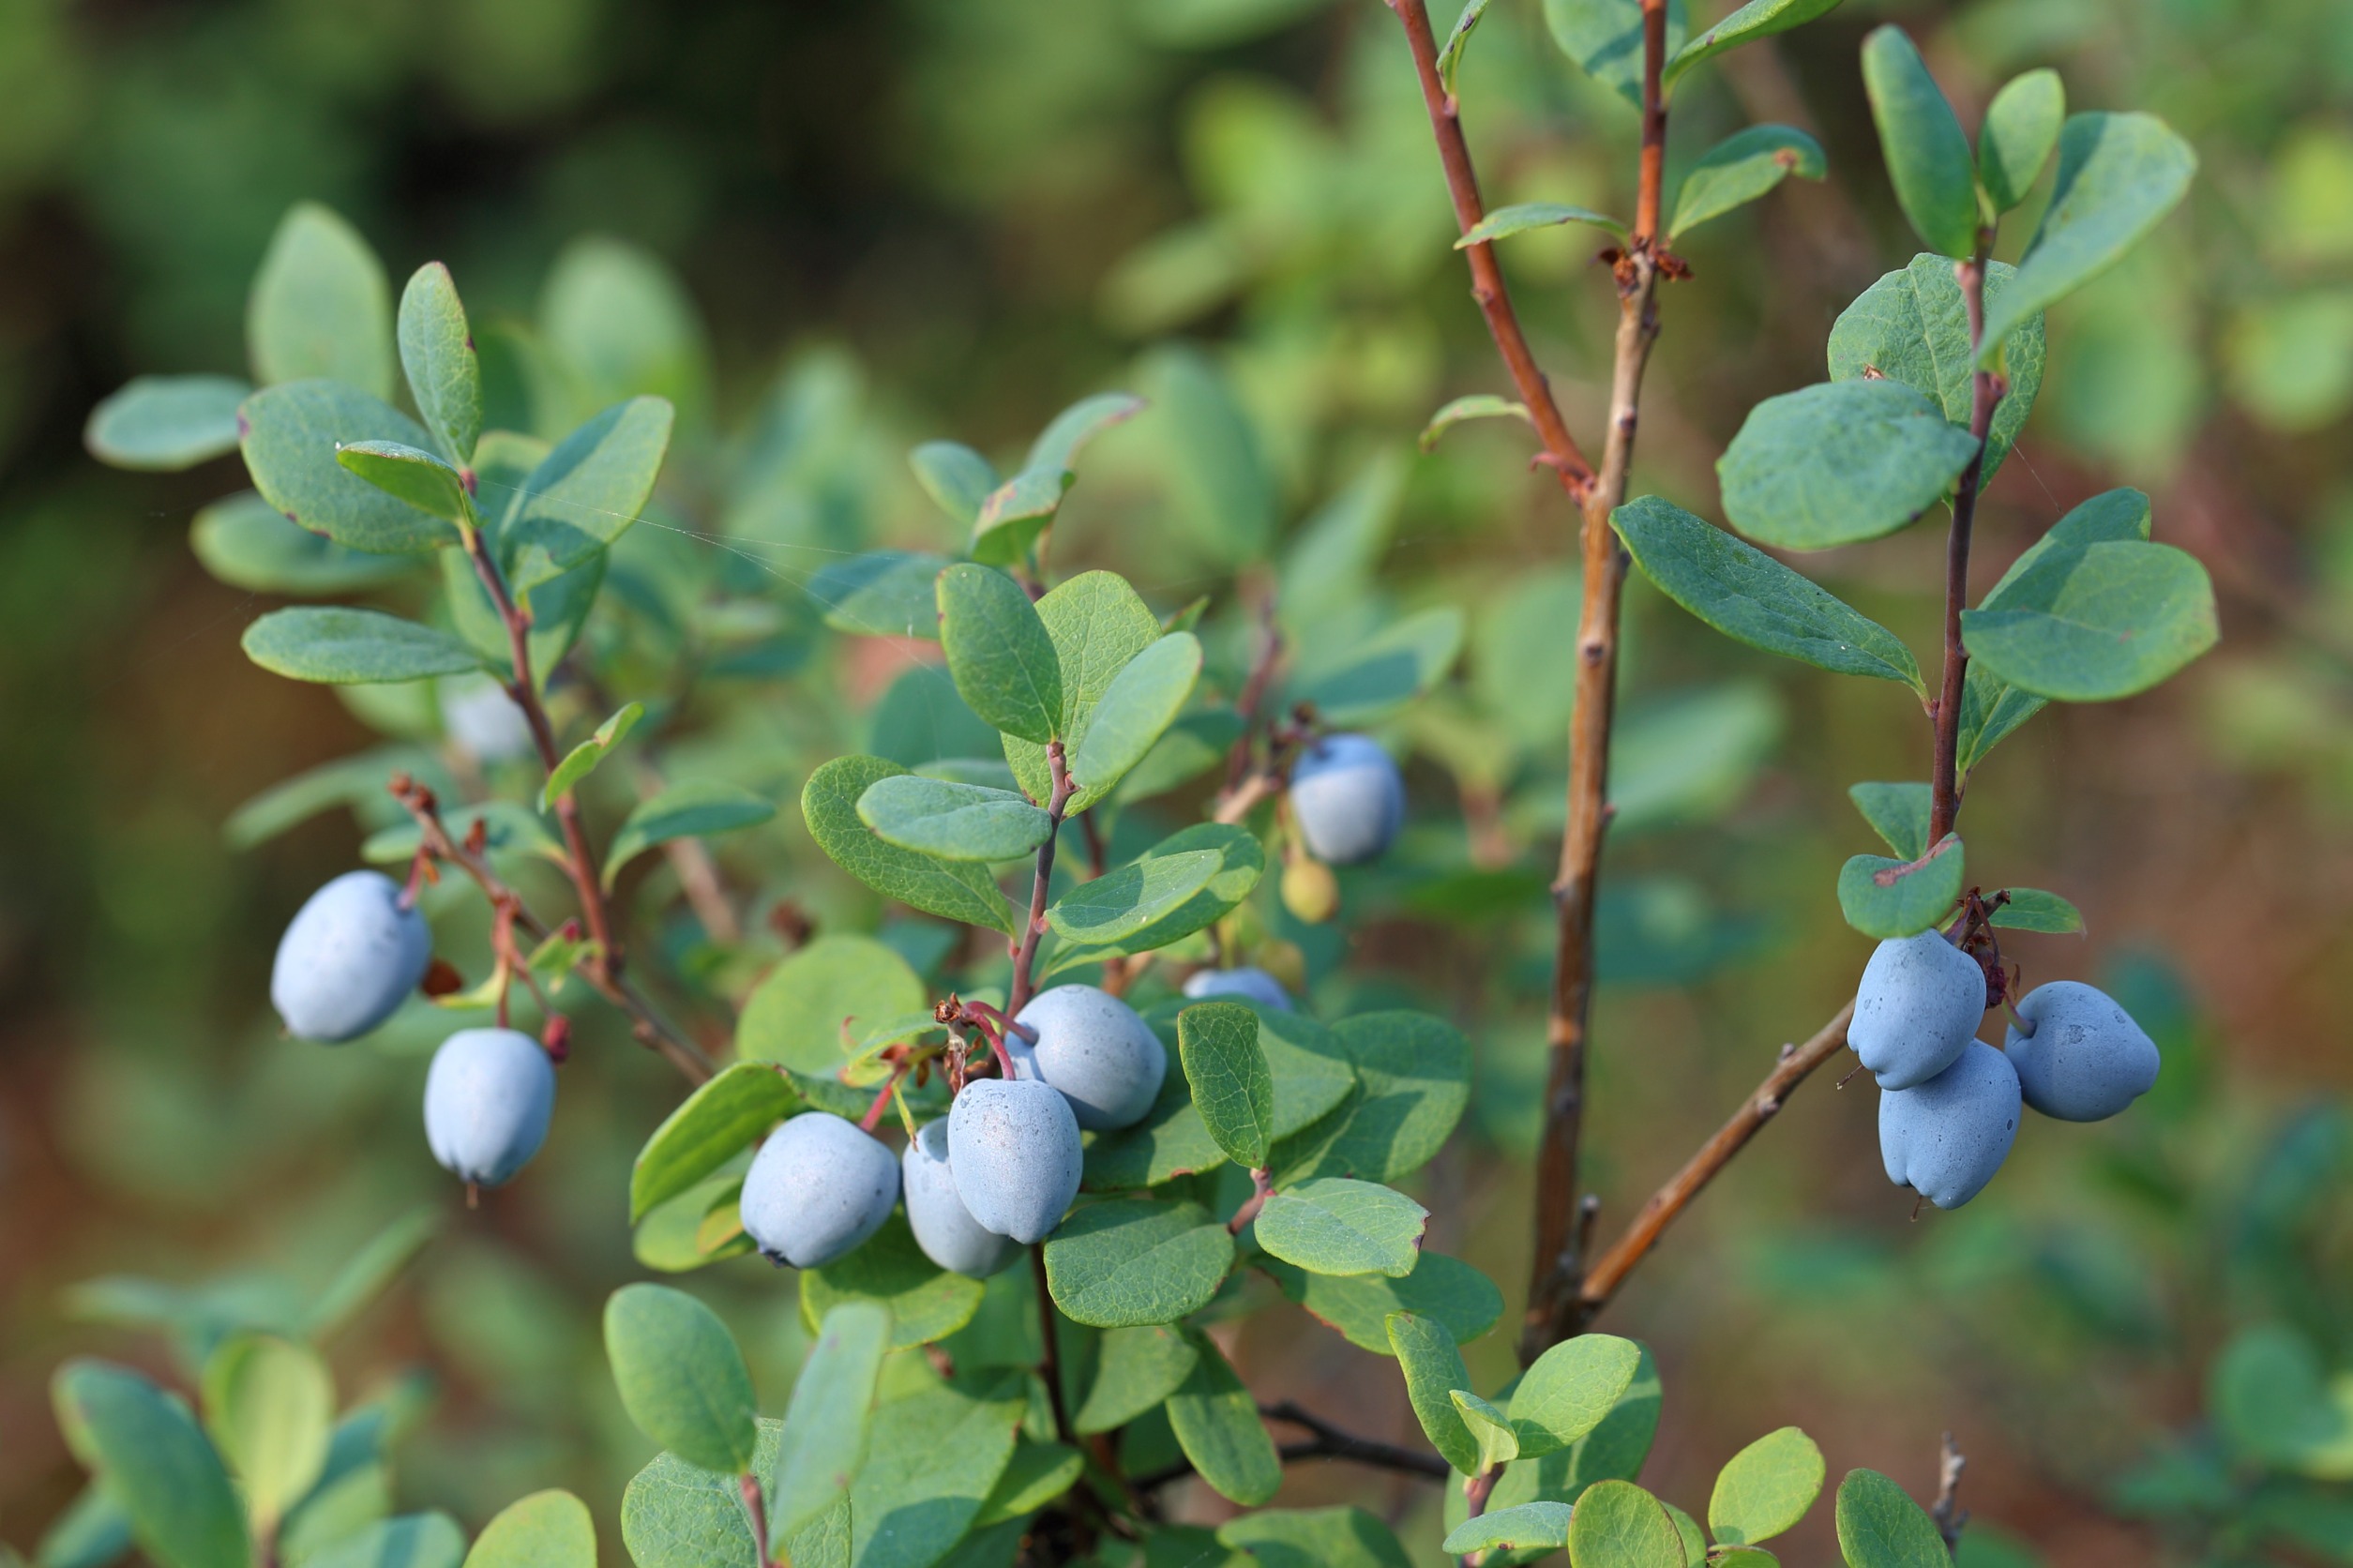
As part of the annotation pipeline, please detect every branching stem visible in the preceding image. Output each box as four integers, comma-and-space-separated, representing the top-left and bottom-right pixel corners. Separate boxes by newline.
1132, 1400, 1449, 1491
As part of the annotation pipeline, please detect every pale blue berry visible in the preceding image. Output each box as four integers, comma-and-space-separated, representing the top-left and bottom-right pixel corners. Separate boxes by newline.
1848, 930, 1986, 1090
1010, 984, 1167, 1131
1182, 967, 1292, 1012
738, 1112, 898, 1270
272, 870, 432, 1043
902, 1120, 1019, 1277
423, 1028, 555, 1188
1878, 1040, 2020, 1210
947, 1078, 1082, 1244
2006, 981, 2159, 1122
1289, 732, 1405, 866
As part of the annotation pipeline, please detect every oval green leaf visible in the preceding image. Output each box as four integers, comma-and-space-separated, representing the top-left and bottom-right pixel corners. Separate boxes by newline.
938, 563, 1063, 744
855, 775, 1053, 862
243, 608, 482, 685
1668, 125, 1825, 240
802, 757, 1019, 935
1046, 848, 1223, 946
1828, 254, 2044, 481
1442, 1502, 1575, 1556
1177, 1001, 1274, 1169
1959, 540, 2218, 702
200, 1334, 334, 1530
337, 439, 470, 521
1861, 26, 1978, 260
1042, 1198, 1235, 1327
1510, 1333, 1643, 1458
1710, 1426, 1825, 1546
1069, 633, 1203, 803
53, 1360, 249, 1568
1717, 380, 1983, 551
248, 203, 395, 398
1833, 1469, 1948, 1568
1254, 1179, 1428, 1280
1978, 69, 2065, 214
1836, 834, 1965, 940
1568, 1479, 1685, 1568
86, 375, 250, 471
462, 1490, 595, 1568
238, 380, 456, 554
604, 1284, 760, 1474
1456, 202, 1626, 247
1166, 1334, 1280, 1506
398, 262, 482, 465
769, 1301, 893, 1548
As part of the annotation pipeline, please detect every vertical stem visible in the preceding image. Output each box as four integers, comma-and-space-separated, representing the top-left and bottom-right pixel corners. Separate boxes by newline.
1031, 1244, 1076, 1446
460, 528, 620, 977
1929, 238, 2001, 844
1518, 0, 1670, 1364
1008, 741, 1073, 1018
739, 1472, 774, 1567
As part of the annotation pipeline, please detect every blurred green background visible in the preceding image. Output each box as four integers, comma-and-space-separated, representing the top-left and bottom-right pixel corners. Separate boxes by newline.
5, 0, 2352, 1562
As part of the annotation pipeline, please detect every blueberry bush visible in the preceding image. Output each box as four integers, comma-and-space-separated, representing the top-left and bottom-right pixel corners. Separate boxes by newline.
20, 1, 2256, 1566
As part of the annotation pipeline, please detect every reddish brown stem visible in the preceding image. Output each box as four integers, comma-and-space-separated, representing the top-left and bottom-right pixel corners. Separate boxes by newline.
390, 776, 716, 1083
739, 1472, 775, 1567
1387, 0, 1597, 496
1928, 238, 2002, 843
1007, 741, 1074, 1018
1031, 1244, 1076, 1447
1227, 1168, 1274, 1235
1574, 1003, 1854, 1319
1517, 0, 1671, 1364
460, 528, 619, 976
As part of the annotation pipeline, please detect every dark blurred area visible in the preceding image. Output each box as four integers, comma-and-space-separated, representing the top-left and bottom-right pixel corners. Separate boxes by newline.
4, 0, 2352, 1564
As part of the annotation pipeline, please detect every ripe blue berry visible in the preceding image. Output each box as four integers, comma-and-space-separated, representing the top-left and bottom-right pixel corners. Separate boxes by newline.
1878, 1040, 2021, 1210
272, 870, 433, 1043
1010, 984, 1167, 1131
902, 1120, 1019, 1277
1181, 967, 1293, 1012
423, 1028, 556, 1188
2005, 980, 2159, 1122
946, 1078, 1082, 1244
1848, 930, 1987, 1090
738, 1112, 898, 1270
1289, 732, 1406, 866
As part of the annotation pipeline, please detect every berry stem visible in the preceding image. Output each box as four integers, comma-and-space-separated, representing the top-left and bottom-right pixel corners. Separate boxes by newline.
1007, 740, 1074, 1019
1928, 233, 2007, 845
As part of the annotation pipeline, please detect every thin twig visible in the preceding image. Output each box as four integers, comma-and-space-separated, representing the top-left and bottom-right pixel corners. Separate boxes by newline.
1931, 1432, 1968, 1555
1008, 741, 1074, 1018
1227, 1168, 1274, 1235
1929, 238, 2003, 843
1032, 1244, 1076, 1447
739, 1473, 774, 1568
1574, 1003, 1853, 1319
1520, 0, 1673, 1364
390, 776, 716, 1083
1386, 0, 1598, 495
1133, 1401, 1449, 1490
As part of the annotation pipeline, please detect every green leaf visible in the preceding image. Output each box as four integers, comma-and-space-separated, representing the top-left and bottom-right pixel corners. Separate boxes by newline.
1710, 1427, 1825, 1545
1459, 1347, 1661, 1540
1957, 488, 2152, 773
461, 1490, 596, 1568
1178, 1002, 1275, 1169
1848, 782, 1931, 861
1663, 1502, 1705, 1567
1421, 394, 1531, 452
307, 1515, 466, 1568
37, 1482, 133, 1568
52, 1360, 249, 1568
1668, 125, 1825, 239
811, 551, 956, 641
769, 1302, 894, 1547
624, 1425, 810, 1568
1717, 381, 1983, 550
1074, 1325, 1200, 1434
801, 1214, 988, 1349
1069, 634, 1203, 802
191, 492, 415, 596
1272, 1012, 1471, 1185
1987, 887, 2082, 934
1456, 202, 1627, 247
846, 1373, 1027, 1568
1140, 345, 1275, 565
856, 776, 1053, 863
1167, 1334, 1281, 1506
1960, 540, 2217, 702
604, 780, 776, 889
802, 758, 1020, 935
1837, 835, 1964, 940
505, 396, 676, 591
1978, 69, 2065, 214
1286, 606, 1465, 726
910, 442, 998, 528
1567, 1480, 1684, 1568
1453, 1390, 1521, 1472
938, 564, 1063, 744
1833, 1470, 1947, 1568
398, 262, 482, 465
1712, 1552, 1779, 1568
248, 203, 394, 398
199, 1334, 333, 1531
1384, 1311, 1478, 1475
1861, 27, 1978, 260
303, 1207, 440, 1341
603, 1284, 760, 1475
1116, 707, 1245, 803
242, 608, 481, 685
2210, 1324, 2353, 1477
1544, 0, 1687, 108
973, 1441, 1084, 1529
1042, 1198, 1235, 1327
1827, 254, 2045, 481
541, 701, 643, 811
1219, 1509, 1413, 1568
1261, 1252, 1503, 1353
238, 380, 456, 554
1437, 0, 1495, 96
1509, 1334, 1643, 1458
1254, 1179, 1428, 1279
1046, 849, 1224, 946
1978, 113, 2197, 365
1043, 822, 1264, 966
971, 391, 1145, 565
1615, 496, 1923, 693
539, 237, 709, 419
85, 375, 249, 470
738, 933, 928, 1075
336, 439, 470, 522
1005, 570, 1167, 808
1662, 0, 1841, 91
1443, 1503, 1575, 1556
